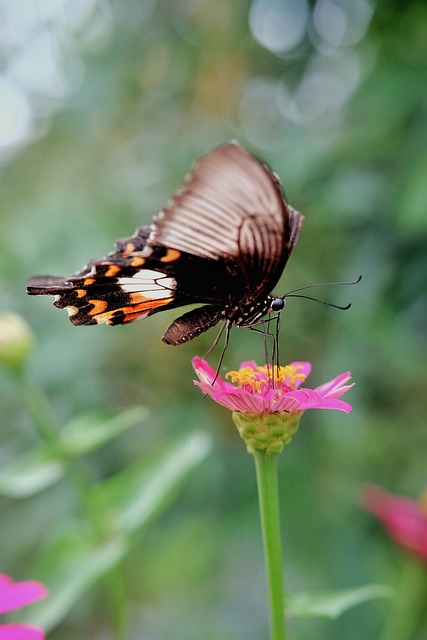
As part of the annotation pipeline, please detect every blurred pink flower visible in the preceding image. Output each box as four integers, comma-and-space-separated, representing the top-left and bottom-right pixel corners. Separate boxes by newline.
192, 357, 353, 415
0, 574, 48, 640
362, 485, 427, 563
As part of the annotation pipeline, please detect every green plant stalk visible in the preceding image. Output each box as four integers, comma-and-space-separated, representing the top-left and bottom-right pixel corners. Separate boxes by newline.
380, 557, 427, 640
15, 369, 128, 639
106, 566, 129, 640
15, 370, 105, 531
14, 370, 59, 444
254, 450, 286, 640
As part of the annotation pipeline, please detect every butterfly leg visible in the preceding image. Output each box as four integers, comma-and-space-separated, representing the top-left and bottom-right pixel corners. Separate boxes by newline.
262, 320, 272, 381
263, 316, 280, 387
212, 322, 231, 384
274, 313, 281, 376
248, 314, 281, 386
203, 321, 226, 359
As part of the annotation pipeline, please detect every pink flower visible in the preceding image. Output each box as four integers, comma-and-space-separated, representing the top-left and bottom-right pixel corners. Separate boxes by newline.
362, 485, 427, 563
192, 358, 354, 454
192, 357, 353, 415
0, 574, 48, 640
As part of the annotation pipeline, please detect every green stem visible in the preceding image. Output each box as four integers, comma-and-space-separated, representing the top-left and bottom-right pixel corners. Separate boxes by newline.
254, 450, 286, 640
380, 557, 427, 640
15, 370, 104, 530
107, 566, 129, 640
14, 368, 128, 638
14, 370, 59, 444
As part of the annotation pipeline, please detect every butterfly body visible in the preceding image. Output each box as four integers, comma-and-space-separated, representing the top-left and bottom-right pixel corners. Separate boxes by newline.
27, 142, 304, 345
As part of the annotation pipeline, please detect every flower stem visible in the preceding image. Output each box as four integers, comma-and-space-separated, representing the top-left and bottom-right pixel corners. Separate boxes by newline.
254, 450, 286, 640
107, 566, 129, 640
380, 557, 427, 640
13, 369, 59, 444
14, 370, 105, 532
14, 369, 128, 637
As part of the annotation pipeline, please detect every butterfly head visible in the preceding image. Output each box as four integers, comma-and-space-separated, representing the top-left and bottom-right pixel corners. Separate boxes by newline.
269, 297, 286, 313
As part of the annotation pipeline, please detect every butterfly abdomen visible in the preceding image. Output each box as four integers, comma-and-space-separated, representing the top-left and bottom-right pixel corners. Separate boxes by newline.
162, 306, 224, 345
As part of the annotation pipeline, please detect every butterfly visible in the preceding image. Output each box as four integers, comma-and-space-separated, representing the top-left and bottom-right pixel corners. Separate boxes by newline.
27, 142, 304, 346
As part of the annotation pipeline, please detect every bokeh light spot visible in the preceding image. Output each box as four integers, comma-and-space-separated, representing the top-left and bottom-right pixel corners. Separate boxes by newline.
249, 0, 309, 53
0, 78, 31, 149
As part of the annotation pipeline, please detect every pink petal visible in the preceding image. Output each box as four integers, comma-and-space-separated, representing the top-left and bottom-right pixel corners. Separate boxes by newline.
0, 575, 12, 587
213, 390, 264, 413
289, 362, 312, 388
239, 360, 259, 370
315, 372, 352, 397
362, 485, 427, 561
323, 383, 355, 399
281, 389, 315, 405
277, 389, 353, 413
191, 356, 217, 385
193, 380, 220, 399
300, 398, 353, 413
0, 624, 45, 640
0, 578, 48, 615
272, 395, 304, 413
191, 357, 233, 393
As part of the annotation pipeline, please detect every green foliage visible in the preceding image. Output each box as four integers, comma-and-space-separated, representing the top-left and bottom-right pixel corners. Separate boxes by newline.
60, 407, 149, 456
16, 433, 211, 632
286, 584, 393, 620
0, 447, 64, 498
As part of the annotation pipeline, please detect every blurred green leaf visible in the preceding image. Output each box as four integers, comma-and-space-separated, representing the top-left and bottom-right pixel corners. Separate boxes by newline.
18, 528, 126, 632
96, 431, 213, 535
19, 431, 212, 631
0, 448, 65, 498
398, 156, 427, 235
60, 406, 148, 455
286, 584, 393, 619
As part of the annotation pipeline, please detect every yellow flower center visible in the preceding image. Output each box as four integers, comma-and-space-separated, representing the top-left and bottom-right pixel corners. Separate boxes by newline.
226, 364, 306, 392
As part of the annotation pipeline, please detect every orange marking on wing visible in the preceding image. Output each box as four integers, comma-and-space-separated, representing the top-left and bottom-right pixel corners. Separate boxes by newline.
122, 298, 172, 321
104, 264, 121, 277
123, 242, 135, 257
75, 289, 87, 298
121, 298, 172, 314
130, 257, 145, 267
128, 292, 169, 305
88, 299, 109, 315
160, 248, 181, 263
95, 297, 173, 325
84, 277, 95, 285
129, 292, 148, 304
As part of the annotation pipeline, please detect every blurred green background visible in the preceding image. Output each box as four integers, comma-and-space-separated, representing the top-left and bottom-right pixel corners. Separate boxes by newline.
1, 0, 426, 638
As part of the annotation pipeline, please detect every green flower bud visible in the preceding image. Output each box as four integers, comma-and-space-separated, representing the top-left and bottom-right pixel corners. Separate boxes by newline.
232, 411, 302, 455
0, 313, 34, 372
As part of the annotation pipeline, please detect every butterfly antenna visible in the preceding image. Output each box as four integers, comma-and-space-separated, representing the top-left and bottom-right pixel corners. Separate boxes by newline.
282, 274, 361, 311
285, 294, 352, 310
282, 275, 362, 298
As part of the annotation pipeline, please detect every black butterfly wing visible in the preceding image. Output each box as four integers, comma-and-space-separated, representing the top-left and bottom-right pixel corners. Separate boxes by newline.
26, 225, 232, 328
27, 227, 172, 325
152, 141, 304, 298
27, 142, 303, 342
